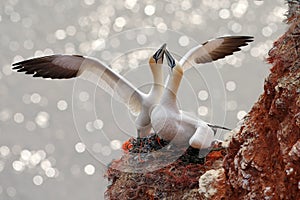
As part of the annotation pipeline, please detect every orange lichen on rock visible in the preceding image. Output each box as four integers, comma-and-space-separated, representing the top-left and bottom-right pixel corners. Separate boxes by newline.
222, 1, 300, 199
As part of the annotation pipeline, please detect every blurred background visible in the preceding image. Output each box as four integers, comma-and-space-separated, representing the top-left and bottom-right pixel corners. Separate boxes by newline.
0, 0, 287, 199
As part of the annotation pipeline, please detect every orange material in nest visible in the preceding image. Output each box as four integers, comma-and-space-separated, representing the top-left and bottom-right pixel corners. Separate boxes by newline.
105, 134, 226, 199
122, 139, 133, 152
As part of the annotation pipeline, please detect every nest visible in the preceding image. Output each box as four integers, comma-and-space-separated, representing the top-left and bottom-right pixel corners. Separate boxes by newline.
105, 134, 225, 199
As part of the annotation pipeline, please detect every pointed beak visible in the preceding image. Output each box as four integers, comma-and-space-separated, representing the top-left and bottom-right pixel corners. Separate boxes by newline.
153, 43, 167, 64
165, 49, 176, 69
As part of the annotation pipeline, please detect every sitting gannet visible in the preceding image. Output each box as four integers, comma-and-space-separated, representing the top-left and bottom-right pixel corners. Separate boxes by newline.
12, 44, 167, 138
151, 49, 215, 149
151, 36, 253, 149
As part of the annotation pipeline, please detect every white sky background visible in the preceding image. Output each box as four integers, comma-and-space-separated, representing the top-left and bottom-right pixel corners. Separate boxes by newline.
0, 0, 287, 199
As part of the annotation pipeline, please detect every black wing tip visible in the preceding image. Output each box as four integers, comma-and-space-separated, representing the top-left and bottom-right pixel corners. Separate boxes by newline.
11, 55, 80, 79
12, 55, 49, 67
202, 36, 254, 46
208, 124, 231, 131
202, 41, 208, 46
73, 54, 84, 58
12, 54, 84, 67
12, 65, 22, 69
223, 35, 254, 43
221, 35, 254, 39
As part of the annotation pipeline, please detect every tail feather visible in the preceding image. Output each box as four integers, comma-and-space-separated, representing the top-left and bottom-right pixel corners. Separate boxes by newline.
207, 124, 231, 131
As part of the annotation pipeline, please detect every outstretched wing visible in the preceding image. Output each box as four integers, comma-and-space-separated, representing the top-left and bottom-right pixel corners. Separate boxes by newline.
180, 36, 254, 71
12, 55, 143, 115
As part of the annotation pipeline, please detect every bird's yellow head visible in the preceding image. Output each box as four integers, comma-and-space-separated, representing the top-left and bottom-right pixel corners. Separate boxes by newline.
149, 43, 167, 65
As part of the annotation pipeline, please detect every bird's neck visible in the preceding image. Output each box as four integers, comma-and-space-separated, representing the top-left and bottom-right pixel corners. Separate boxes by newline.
149, 64, 164, 97
161, 69, 182, 107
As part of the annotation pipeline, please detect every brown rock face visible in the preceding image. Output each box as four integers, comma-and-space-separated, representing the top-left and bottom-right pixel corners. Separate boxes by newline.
223, 1, 300, 199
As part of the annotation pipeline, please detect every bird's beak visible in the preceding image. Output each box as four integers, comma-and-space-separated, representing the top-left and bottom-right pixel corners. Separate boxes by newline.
165, 49, 176, 69
152, 43, 167, 64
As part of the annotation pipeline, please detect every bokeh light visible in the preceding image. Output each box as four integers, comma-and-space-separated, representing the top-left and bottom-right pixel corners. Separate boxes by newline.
84, 164, 95, 175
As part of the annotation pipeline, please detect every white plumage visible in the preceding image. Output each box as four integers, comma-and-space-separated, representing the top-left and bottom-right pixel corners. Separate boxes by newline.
151, 36, 253, 149
151, 50, 215, 149
13, 35, 253, 148
12, 44, 167, 138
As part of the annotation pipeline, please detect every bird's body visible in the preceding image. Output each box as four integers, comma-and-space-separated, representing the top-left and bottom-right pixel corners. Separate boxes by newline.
152, 108, 213, 148
151, 59, 214, 149
134, 84, 163, 136
12, 44, 167, 138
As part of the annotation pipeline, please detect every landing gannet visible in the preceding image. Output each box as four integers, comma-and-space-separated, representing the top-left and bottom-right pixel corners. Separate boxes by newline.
12, 44, 167, 138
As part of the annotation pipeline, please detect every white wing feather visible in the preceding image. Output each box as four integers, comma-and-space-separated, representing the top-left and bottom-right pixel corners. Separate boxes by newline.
179, 36, 253, 71
13, 55, 143, 115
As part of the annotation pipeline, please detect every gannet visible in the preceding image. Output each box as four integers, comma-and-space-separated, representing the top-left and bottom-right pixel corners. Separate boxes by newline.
12, 44, 167, 138
150, 49, 214, 149
151, 36, 253, 149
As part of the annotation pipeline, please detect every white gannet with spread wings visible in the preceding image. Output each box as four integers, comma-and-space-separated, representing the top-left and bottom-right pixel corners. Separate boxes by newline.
12, 44, 167, 138
151, 36, 253, 149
